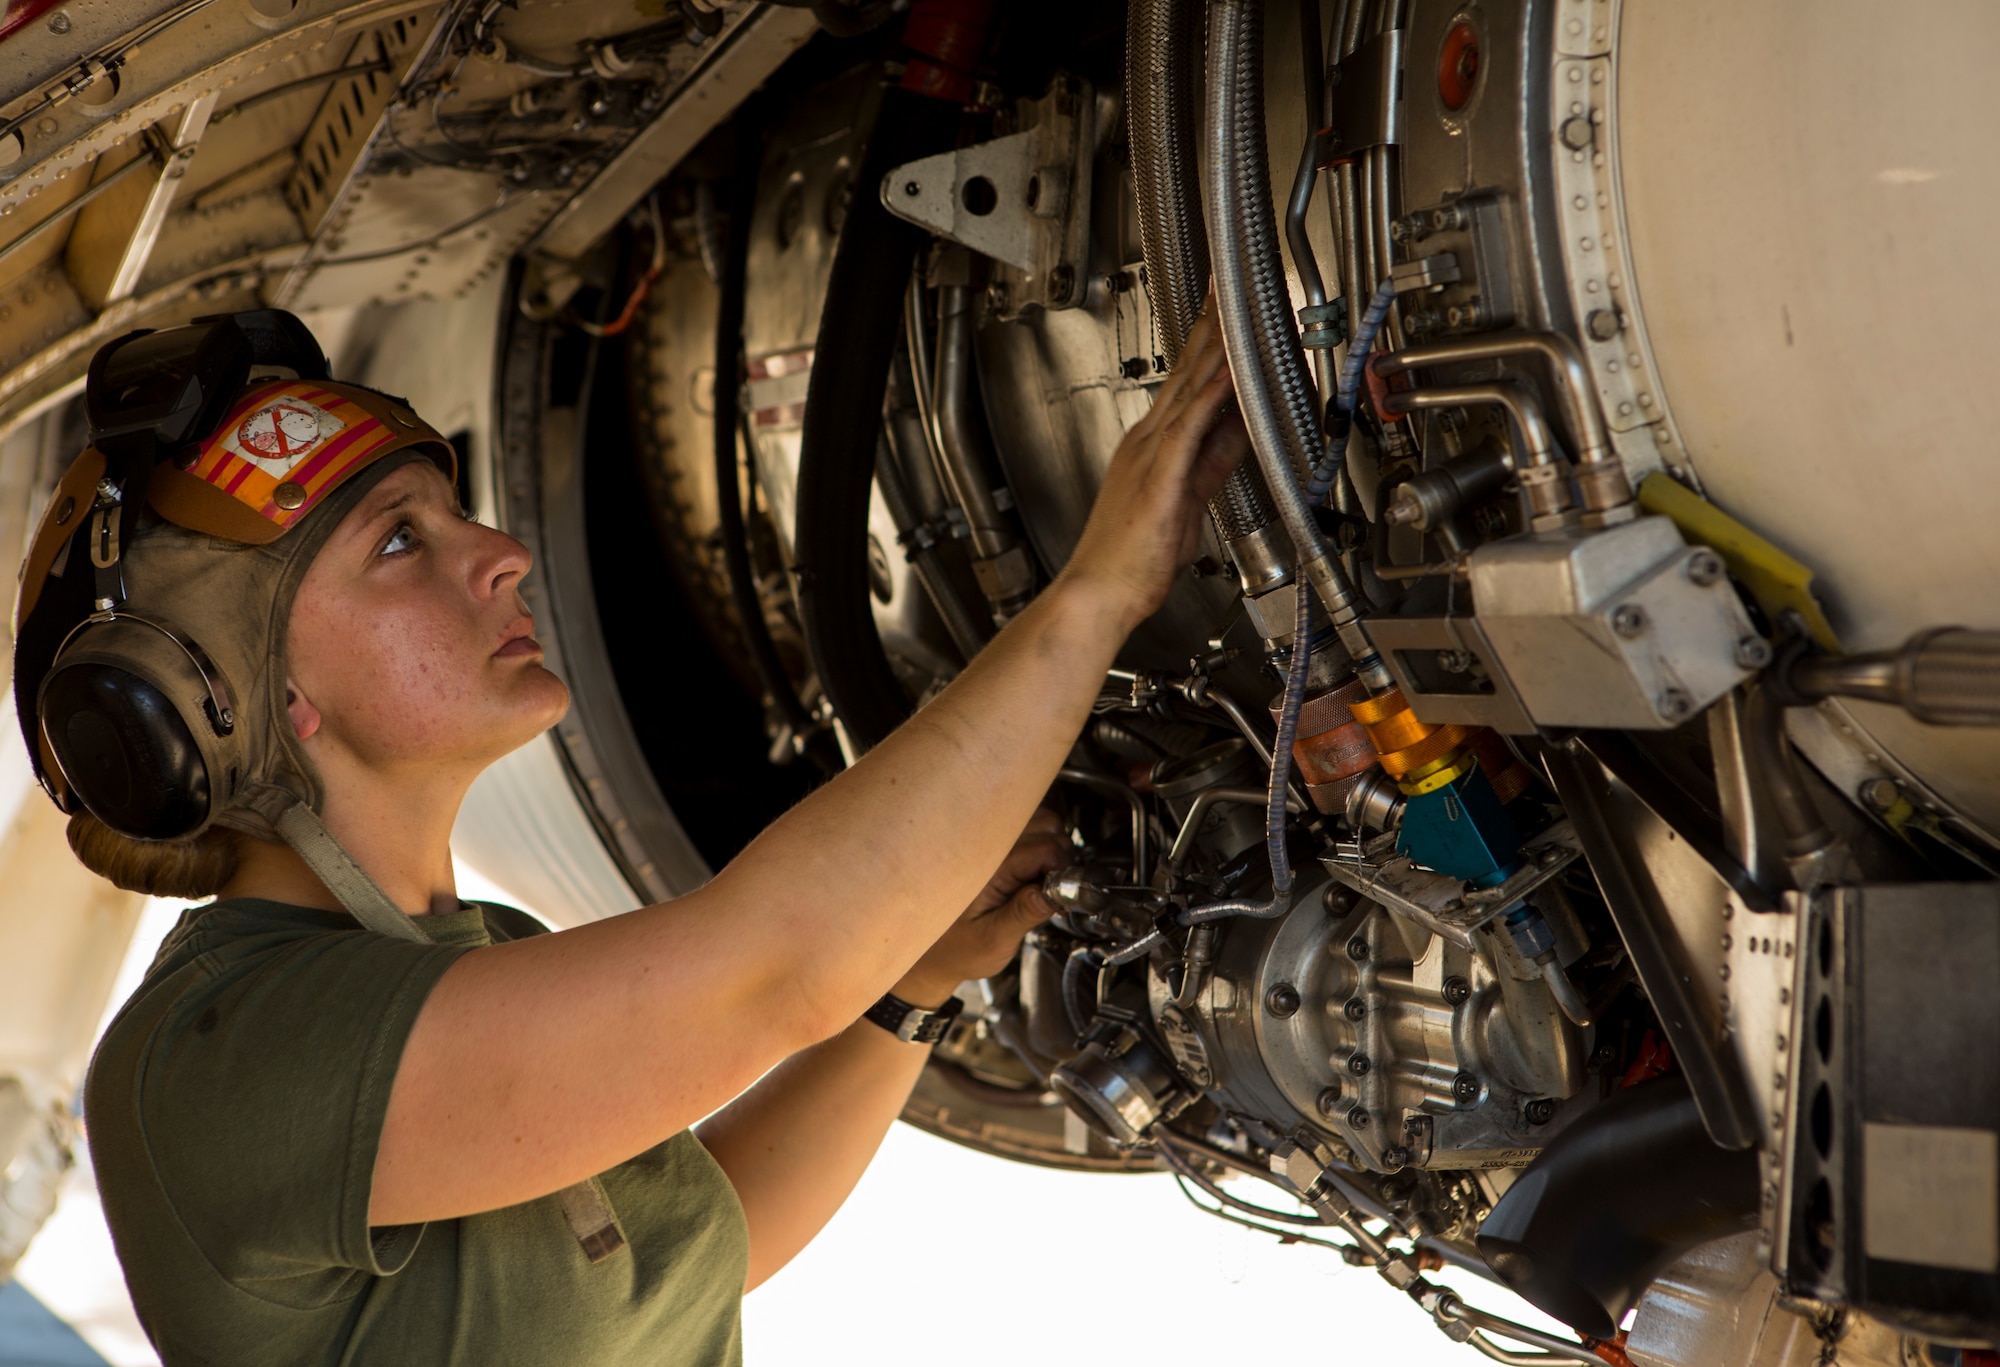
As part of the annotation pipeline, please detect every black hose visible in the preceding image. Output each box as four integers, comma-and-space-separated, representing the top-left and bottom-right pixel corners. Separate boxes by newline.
793, 85, 961, 753
712, 110, 834, 773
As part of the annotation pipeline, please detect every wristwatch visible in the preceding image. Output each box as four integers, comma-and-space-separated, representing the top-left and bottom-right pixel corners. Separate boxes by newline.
863, 991, 964, 1045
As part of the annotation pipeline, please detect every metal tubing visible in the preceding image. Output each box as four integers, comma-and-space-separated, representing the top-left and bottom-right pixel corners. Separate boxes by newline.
1382, 382, 1556, 468
1058, 766, 1150, 886
1537, 958, 1594, 1029
1203, 0, 1383, 684
1374, 332, 1631, 511
1742, 684, 1835, 863
1166, 785, 1303, 870
1437, 1299, 1603, 1367
1465, 1332, 1596, 1367
933, 284, 1015, 563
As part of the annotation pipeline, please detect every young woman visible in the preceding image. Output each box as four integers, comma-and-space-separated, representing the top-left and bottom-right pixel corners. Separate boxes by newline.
23, 305, 1246, 1364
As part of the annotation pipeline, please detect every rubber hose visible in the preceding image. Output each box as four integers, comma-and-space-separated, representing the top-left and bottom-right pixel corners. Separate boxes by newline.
712, 108, 831, 771
793, 86, 961, 754
1127, 0, 1280, 547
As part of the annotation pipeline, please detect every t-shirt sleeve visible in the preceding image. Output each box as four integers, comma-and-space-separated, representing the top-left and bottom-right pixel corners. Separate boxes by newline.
131, 922, 465, 1283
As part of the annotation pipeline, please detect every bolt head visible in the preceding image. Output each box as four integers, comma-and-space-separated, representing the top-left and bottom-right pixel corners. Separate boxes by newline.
1860, 777, 1901, 812
1344, 998, 1367, 1022
1442, 975, 1472, 1007
1611, 603, 1648, 638
1348, 1052, 1372, 1076
1346, 936, 1370, 961
48, 10, 71, 34
1525, 1097, 1557, 1126
1316, 1085, 1344, 1119
1559, 115, 1594, 150
1348, 1105, 1371, 1129
1656, 687, 1694, 723
1265, 983, 1302, 1018
1382, 1145, 1412, 1171
1585, 308, 1621, 342
1686, 548, 1726, 586
1452, 1072, 1481, 1105
1736, 635, 1774, 670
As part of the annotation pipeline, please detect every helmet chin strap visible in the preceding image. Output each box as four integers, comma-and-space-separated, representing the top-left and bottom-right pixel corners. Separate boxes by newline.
272, 801, 428, 942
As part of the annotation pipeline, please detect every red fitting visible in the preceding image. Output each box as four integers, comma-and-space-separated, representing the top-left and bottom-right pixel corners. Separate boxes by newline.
899, 0, 996, 104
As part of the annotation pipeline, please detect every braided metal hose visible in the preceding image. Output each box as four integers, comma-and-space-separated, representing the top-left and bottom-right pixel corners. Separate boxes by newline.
1126, 0, 1279, 548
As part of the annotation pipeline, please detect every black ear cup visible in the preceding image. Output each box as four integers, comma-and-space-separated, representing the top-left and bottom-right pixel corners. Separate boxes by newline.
41, 661, 212, 839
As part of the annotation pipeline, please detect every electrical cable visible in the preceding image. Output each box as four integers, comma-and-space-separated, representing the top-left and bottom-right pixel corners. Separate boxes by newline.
573, 196, 665, 337
308, 193, 515, 266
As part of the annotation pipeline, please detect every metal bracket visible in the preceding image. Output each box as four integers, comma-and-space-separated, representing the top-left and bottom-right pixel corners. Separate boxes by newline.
1320, 820, 1583, 950
880, 77, 1094, 312
1325, 27, 1405, 156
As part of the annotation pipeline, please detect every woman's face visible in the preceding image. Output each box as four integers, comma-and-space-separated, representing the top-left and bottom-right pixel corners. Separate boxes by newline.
286, 459, 569, 774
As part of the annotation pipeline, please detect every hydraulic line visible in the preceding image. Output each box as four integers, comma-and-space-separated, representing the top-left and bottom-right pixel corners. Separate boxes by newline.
1127, 0, 1284, 557
1203, 0, 1387, 689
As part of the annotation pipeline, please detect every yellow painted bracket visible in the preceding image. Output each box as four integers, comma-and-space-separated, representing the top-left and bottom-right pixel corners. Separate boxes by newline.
1637, 471, 1840, 652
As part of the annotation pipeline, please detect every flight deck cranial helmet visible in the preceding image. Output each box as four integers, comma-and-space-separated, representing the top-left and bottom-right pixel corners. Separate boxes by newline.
12, 309, 457, 938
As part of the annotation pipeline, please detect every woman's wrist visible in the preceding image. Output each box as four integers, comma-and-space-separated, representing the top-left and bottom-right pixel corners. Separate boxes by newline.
886, 974, 960, 1012
1045, 568, 1151, 644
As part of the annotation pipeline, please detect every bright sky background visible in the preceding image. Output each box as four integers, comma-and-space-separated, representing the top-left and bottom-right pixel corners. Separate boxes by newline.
15, 872, 1572, 1367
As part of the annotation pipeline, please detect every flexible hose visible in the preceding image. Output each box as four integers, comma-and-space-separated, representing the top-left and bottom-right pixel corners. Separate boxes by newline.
1307, 275, 1398, 504
1127, 0, 1281, 548
1204, 0, 1385, 685
793, 86, 961, 753
1183, 581, 1311, 925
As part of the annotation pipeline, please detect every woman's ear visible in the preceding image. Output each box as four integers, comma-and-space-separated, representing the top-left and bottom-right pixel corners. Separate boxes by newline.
286, 680, 322, 741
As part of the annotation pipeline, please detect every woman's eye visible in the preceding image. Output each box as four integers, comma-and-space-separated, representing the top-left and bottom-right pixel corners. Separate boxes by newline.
381, 523, 421, 556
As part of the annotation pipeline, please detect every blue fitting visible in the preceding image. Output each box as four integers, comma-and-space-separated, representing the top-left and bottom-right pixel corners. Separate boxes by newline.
1395, 763, 1523, 885
1503, 905, 1556, 960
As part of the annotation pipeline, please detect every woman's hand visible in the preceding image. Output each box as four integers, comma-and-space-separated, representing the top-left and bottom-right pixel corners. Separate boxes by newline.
1056, 305, 1251, 631
891, 809, 1067, 1007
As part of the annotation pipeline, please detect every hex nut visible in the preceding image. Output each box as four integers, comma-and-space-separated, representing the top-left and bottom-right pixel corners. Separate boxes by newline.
1265, 983, 1301, 1018
1382, 1145, 1412, 1171
1316, 1085, 1344, 1119
1735, 635, 1774, 669
1611, 603, 1648, 638
1686, 548, 1726, 586
1525, 1097, 1557, 1126
1442, 975, 1472, 1006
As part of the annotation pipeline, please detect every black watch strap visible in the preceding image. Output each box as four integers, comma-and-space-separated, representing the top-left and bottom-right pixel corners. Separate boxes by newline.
863, 991, 963, 1044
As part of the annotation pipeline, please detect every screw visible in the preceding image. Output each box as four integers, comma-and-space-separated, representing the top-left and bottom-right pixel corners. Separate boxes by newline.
1443, 976, 1471, 1006
903, 180, 919, 196
1611, 603, 1648, 638
1347, 936, 1370, 961
1585, 308, 1621, 342
48, 10, 71, 33
1525, 1097, 1557, 1126
1436, 649, 1475, 674
1452, 1072, 1481, 1105
1736, 635, 1774, 669
1686, 548, 1726, 586
1316, 1085, 1344, 1119
1046, 264, 1075, 303
1656, 687, 1694, 723
1266, 983, 1301, 1018
1860, 777, 1900, 812
1349, 1052, 1372, 1076
1348, 1105, 1371, 1129
1382, 1145, 1413, 1171
1344, 998, 1367, 1021
1559, 116, 1594, 151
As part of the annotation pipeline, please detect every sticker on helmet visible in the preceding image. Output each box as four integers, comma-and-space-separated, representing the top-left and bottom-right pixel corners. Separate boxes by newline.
222, 396, 346, 477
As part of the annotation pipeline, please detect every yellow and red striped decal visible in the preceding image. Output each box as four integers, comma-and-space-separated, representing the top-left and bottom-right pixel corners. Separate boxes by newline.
183, 381, 400, 531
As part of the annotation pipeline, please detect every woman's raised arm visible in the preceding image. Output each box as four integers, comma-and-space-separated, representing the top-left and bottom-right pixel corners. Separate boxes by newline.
369, 309, 1249, 1226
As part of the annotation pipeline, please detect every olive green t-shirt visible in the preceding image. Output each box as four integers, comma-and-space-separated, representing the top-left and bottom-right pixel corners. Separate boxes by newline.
85, 897, 749, 1366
